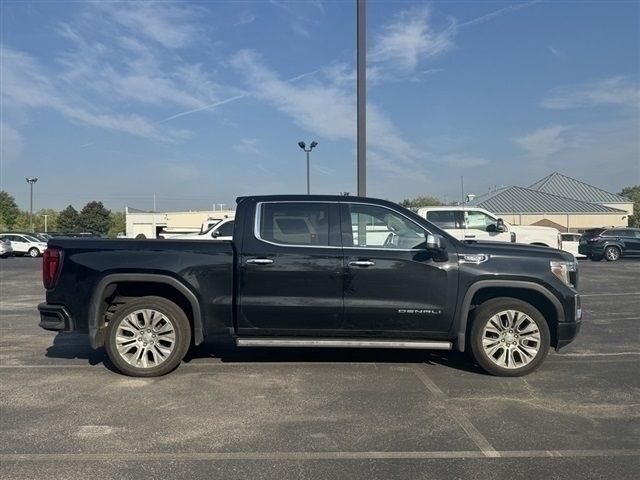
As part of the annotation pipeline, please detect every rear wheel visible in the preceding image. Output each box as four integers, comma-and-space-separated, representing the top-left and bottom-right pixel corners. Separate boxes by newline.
105, 296, 191, 377
604, 246, 620, 262
28, 247, 40, 257
469, 298, 550, 377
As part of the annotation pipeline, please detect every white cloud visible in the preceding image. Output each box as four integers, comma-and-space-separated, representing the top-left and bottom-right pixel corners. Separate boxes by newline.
0, 45, 187, 141
233, 138, 261, 155
96, 1, 201, 49
548, 45, 566, 59
230, 49, 421, 168
0, 122, 23, 164
369, 7, 456, 74
269, 0, 324, 37
515, 125, 572, 159
542, 76, 640, 109
459, 1, 541, 28
234, 11, 256, 26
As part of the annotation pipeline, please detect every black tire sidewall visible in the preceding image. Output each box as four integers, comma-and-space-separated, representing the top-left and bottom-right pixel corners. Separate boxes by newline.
105, 296, 191, 377
469, 298, 550, 377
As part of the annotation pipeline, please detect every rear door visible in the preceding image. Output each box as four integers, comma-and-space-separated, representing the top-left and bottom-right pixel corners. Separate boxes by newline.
341, 203, 458, 335
9, 235, 29, 253
237, 201, 344, 333
425, 210, 465, 240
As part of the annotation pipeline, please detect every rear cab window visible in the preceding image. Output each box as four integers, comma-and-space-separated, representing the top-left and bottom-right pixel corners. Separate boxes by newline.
256, 202, 338, 247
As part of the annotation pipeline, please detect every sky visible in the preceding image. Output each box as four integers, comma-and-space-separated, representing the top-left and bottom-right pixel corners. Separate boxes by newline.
1, 0, 639, 212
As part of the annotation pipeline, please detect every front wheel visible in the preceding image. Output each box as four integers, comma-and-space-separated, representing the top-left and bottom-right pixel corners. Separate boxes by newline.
105, 296, 191, 377
469, 298, 550, 377
28, 248, 40, 257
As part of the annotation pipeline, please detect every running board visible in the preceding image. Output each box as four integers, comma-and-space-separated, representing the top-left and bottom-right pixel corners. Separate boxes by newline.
236, 338, 452, 350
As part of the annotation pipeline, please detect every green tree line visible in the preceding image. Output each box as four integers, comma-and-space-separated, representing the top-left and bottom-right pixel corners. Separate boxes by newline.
0, 191, 126, 237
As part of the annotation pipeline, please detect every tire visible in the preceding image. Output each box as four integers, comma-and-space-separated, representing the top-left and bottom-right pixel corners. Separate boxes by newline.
28, 247, 40, 257
468, 298, 550, 377
604, 246, 621, 262
590, 255, 603, 262
105, 296, 191, 377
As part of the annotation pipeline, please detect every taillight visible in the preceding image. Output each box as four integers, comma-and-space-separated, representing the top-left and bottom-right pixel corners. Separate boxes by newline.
42, 248, 61, 289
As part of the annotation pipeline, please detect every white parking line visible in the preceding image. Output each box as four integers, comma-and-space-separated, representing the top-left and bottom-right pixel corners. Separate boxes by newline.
412, 366, 500, 458
581, 293, 640, 297
1, 449, 637, 462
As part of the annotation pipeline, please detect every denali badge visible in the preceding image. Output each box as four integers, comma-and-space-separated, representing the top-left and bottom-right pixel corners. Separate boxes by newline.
398, 309, 442, 315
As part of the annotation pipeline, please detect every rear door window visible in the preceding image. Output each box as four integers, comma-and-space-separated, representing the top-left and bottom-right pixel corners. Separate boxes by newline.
258, 203, 331, 247
426, 210, 460, 229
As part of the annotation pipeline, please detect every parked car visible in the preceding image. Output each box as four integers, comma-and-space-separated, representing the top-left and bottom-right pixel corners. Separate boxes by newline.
0, 238, 13, 258
578, 227, 640, 261
416, 206, 561, 248
0, 233, 48, 257
170, 218, 235, 241
39, 195, 581, 378
560, 233, 586, 259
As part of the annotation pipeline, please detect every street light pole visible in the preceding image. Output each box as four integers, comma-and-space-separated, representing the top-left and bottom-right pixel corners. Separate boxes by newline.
297, 141, 318, 194
26, 178, 38, 233
43, 215, 49, 233
357, 0, 366, 197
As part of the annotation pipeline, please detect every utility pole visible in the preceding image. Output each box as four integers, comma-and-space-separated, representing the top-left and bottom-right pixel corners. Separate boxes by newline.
357, 0, 366, 197
26, 178, 38, 232
43, 214, 49, 233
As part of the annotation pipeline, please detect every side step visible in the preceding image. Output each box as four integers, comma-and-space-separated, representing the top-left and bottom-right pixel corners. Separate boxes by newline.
236, 338, 452, 350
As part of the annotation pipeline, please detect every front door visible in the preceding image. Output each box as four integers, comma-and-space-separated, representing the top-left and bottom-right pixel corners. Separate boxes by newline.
463, 210, 511, 242
237, 201, 344, 334
341, 203, 458, 335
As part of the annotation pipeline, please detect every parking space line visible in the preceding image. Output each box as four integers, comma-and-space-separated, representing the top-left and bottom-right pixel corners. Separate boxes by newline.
411, 366, 500, 458
1, 449, 637, 462
581, 293, 640, 297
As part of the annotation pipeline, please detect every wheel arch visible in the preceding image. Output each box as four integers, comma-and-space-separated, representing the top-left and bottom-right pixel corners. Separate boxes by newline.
88, 273, 204, 349
456, 280, 564, 352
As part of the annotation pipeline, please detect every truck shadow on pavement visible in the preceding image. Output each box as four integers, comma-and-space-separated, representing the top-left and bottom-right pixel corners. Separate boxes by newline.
45, 332, 487, 375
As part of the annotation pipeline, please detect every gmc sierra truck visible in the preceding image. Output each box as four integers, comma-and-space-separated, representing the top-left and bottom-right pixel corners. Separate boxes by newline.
38, 195, 582, 377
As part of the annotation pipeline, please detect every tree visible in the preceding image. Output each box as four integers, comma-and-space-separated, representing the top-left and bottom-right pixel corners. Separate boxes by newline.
619, 185, 640, 227
0, 190, 21, 230
399, 196, 444, 209
57, 205, 80, 233
79, 201, 111, 234
108, 211, 126, 238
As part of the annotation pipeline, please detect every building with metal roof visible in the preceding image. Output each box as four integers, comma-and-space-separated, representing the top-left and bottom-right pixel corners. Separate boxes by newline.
529, 172, 632, 209
468, 174, 632, 232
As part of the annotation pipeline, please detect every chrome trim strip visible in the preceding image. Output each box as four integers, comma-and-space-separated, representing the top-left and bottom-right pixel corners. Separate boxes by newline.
236, 338, 452, 349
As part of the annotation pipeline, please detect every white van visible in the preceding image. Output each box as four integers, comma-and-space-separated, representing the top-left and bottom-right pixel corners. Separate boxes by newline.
416, 206, 561, 248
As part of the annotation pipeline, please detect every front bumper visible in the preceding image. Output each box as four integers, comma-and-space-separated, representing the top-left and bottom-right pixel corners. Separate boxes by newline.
38, 303, 74, 332
556, 294, 582, 350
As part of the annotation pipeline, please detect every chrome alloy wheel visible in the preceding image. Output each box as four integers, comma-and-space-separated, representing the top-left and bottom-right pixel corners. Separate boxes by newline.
114, 309, 176, 369
605, 247, 620, 261
481, 310, 541, 369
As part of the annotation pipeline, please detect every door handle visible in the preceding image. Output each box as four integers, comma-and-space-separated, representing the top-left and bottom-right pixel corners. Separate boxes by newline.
349, 260, 375, 268
246, 258, 274, 265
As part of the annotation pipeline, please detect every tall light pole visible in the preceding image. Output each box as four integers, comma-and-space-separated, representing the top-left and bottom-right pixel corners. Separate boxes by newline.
26, 178, 38, 232
298, 141, 318, 194
357, 0, 366, 197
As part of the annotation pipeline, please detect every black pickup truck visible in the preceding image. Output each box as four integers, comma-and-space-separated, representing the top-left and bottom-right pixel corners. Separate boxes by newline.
39, 195, 581, 377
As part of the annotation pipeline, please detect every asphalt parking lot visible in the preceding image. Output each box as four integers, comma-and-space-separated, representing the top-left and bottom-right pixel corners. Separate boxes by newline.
1, 257, 638, 479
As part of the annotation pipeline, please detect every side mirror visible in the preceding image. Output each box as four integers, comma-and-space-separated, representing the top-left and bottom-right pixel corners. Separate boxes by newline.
496, 218, 506, 233
426, 234, 442, 251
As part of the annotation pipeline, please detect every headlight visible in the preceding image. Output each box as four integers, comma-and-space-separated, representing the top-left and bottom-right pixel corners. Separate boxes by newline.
550, 260, 577, 287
